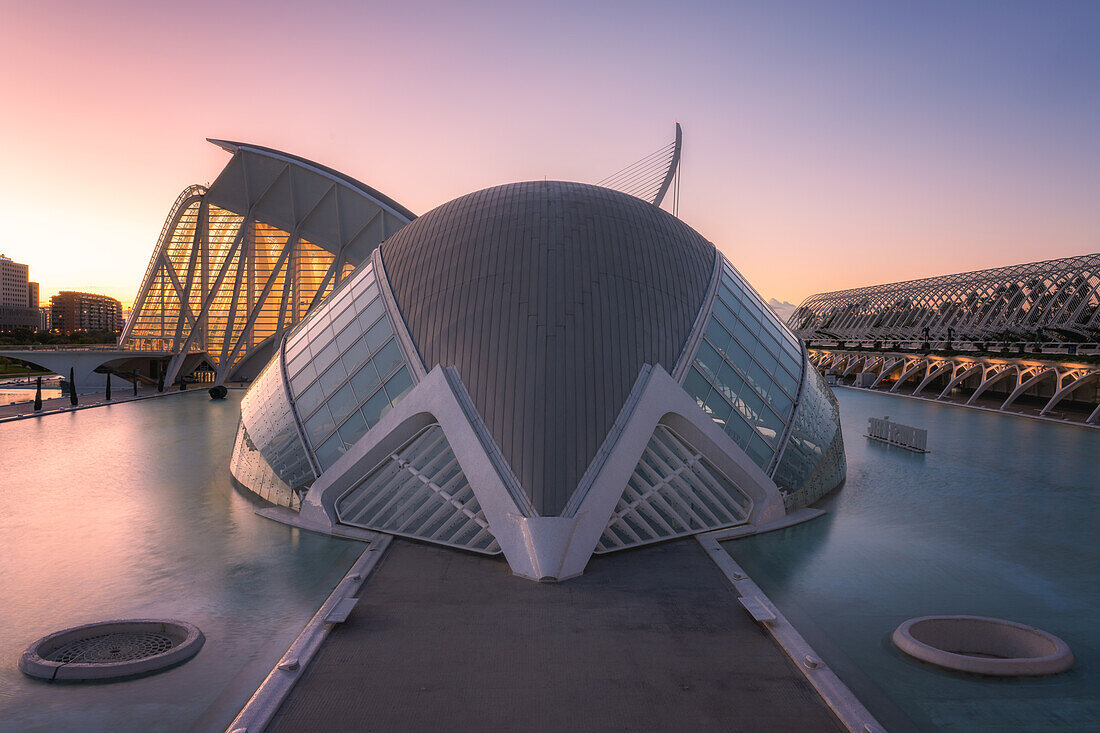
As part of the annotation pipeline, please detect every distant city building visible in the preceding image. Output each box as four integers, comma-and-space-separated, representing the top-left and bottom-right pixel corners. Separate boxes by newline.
50, 291, 124, 334
0, 254, 40, 331
38, 306, 51, 331
28, 281, 39, 309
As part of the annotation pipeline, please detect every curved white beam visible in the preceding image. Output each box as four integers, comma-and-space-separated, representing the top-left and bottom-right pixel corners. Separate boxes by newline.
913, 361, 953, 396
871, 359, 905, 388
890, 359, 927, 393
1040, 370, 1100, 416
966, 366, 1018, 405
937, 362, 983, 399
1001, 368, 1058, 411
652, 123, 682, 208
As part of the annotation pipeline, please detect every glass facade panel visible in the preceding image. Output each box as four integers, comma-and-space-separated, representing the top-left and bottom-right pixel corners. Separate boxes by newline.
384, 367, 414, 403
702, 389, 734, 427
683, 367, 710, 409
361, 387, 391, 428
232, 350, 315, 496
304, 405, 336, 446
296, 381, 324, 417
318, 361, 347, 396
682, 256, 812, 473
372, 339, 404, 379
327, 383, 358, 424
350, 361, 381, 400
363, 317, 393, 355
337, 409, 369, 449
280, 260, 418, 469
341, 335, 371, 373
773, 366, 847, 509
316, 433, 344, 471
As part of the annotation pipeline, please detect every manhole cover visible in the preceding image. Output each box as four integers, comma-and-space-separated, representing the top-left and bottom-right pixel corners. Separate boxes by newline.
20, 620, 204, 681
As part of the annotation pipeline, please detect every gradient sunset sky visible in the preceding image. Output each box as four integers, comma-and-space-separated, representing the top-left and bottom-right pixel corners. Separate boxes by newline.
2, 0, 1098, 309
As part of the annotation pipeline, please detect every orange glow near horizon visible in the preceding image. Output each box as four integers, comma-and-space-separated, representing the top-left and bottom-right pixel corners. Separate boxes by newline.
2, 2, 1098, 312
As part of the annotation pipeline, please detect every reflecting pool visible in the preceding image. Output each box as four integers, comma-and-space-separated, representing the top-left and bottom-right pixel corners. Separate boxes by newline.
725, 388, 1100, 733
0, 391, 362, 732
0, 377, 61, 406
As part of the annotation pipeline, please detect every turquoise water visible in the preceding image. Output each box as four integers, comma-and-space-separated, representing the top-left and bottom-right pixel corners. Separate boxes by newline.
0, 392, 362, 732
725, 389, 1100, 732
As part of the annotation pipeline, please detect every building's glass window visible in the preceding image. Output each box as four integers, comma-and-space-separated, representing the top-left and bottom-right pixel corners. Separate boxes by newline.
283, 262, 416, 471
773, 367, 846, 508
681, 260, 805, 471
122, 195, 338, 374
235, 350, 315, 492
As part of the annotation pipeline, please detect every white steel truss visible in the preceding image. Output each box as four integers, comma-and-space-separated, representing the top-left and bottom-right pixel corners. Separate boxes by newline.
595, 425, 753, 553
334, 424, 501, 554
120, 141, 414, 385
792, 253, 1100, 343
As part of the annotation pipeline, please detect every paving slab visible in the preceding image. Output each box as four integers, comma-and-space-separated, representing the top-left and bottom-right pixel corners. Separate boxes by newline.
269, 538, 844, 733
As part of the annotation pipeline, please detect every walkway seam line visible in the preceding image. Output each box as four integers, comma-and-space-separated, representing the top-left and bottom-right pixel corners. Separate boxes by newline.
224, 533, 393, 733
696, 533, 886, 733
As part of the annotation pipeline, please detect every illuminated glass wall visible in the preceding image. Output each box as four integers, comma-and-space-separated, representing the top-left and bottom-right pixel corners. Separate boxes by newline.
122, 189, 338, 379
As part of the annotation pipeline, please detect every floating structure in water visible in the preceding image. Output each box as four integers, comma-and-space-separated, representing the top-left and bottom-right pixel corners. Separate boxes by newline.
866, 416, 928, 452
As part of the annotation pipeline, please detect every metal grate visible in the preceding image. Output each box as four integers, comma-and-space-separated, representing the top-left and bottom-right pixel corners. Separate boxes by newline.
335, 424, 500, 554
595, 425, 753, 553
45, 632, 175, 664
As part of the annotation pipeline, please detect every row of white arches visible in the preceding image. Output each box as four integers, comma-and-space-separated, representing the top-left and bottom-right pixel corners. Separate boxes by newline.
812, 350, 1100, 424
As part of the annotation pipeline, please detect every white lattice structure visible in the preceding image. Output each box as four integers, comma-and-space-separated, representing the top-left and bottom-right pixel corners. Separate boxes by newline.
792, 253, 1100, 343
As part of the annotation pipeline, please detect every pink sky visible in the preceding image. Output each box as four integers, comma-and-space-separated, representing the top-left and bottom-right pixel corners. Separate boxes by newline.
2, 1, 1097, 309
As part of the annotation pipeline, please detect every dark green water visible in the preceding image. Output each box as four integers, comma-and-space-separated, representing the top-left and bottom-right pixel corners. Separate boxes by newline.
0, 392, 362, 732
725, 388, 1100, 732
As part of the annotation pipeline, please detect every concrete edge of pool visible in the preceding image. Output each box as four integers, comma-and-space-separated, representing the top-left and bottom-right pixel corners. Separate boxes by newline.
225, 533, 391, 733
835, 384, 1100, 431
696, 532, 886, 733
0, 385, 248, 424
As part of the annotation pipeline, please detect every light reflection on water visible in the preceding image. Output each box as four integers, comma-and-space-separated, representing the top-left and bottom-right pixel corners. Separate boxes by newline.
0, 379, 62, 406
725, 389, 1100, 733
0, 391, 362, 732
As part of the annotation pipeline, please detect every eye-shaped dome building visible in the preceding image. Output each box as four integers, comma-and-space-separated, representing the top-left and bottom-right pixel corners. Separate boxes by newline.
231, 178, 845, 581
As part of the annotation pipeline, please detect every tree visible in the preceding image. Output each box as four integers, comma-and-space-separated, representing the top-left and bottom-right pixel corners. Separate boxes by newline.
68, 367, 78, 407
34, 377, 42, 411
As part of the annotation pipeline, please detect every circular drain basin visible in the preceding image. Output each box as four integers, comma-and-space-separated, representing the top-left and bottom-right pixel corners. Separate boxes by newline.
20, 619, 204, 681
892, 615, 1072, 676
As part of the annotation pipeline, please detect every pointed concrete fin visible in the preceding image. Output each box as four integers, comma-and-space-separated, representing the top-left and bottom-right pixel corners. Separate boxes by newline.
514, 516, 581, 582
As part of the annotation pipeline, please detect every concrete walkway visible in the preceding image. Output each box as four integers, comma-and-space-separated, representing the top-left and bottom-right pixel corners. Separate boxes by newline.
269, 539, 844, 733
